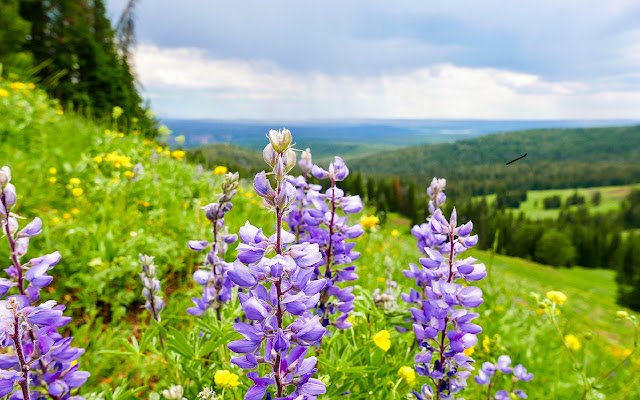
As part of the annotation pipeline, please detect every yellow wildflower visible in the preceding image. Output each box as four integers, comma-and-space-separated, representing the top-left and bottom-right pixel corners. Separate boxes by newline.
536, 309, 544, 315
464, 346, 475, 357
623, 348, 632, 357
72, 188, 84, 197
48, 177, 57, 183
546, 291, 567, 305
617, 311, 629, 319
124, 171, 135, 179
49, 167, 57, 174
376, 277, 386, 283
9, 82, 25, 90
105, 129, 111, 135
391, 229, 399, 237
244, 191, 254, 198
69, 178, 81, 185
118, 133, 124, 138
27, 83, 35, 90
346, 315, 355, 325
143, 139, 154, 146
163, 150, 170, 156
214, 165, 228, 175
71, 208, 79, 215
482, 335, 491, 352
564, 334, 581, 351
373, 330, 391, 351
94, 155, 103, 163
104, 152, 132, 168
156, 146, 163, 153
214, 370, 240, 389
0, 89, 9, 97
360, 215, 380, 229
171, 150, 186, 159
57, 109, 63, 115
63, 213, 71, 220
52, 217, 61, 225
397, 366, 415, 383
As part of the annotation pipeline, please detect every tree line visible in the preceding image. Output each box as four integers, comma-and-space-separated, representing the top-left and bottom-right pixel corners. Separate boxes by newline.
0, 0, 154, 133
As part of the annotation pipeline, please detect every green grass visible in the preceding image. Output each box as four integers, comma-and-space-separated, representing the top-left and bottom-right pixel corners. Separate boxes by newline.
2, 78, 640, 400
481, 183, 640, 220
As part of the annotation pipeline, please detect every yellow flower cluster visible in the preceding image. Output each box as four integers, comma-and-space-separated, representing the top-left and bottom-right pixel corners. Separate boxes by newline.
0, 89, 8, 97
373, 330, 391, 351
171, 150, 186, 159
564, 334, 581, 351
103, 152, 132, 168
214, 165, 228, 175
546, 291, 567, 305
214, 370, 240, 389
360, 214, 380, 229
609, 345, 633, 358
397, 366, 415, 383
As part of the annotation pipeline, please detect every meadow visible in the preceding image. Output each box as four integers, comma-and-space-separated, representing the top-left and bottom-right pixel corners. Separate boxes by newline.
1, 77, 639, 400
480, 185, 640, 220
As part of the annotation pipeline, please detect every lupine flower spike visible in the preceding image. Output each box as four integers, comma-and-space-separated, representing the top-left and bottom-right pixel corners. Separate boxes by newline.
227, 129, 327, 399
0, 166, 90, 399
139, 254, 165, 323
405, 177, 486, 399
304, 156, 363, 331
188, 172, 239, 318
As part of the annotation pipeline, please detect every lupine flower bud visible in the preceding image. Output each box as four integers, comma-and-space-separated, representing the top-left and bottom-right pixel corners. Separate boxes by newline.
263, 143, 278, 167
2, 184, 17, 208
268, 128, 292, 152
0, 166, 10, 188
274, 156, 286, 182
284, 149, 297, 172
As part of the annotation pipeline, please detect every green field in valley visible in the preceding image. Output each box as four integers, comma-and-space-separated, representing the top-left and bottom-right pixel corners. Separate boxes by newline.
480, 184, 640, 220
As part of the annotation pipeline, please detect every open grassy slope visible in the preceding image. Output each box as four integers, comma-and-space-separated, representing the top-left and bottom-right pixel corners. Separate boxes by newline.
1, 80, 639, 399
481, 183, 640, 220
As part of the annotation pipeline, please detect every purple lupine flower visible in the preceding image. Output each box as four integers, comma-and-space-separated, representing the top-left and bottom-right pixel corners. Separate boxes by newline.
286, 155, 363, 331
404, 178, 486, 399
227, 129, 327, 399
139, 255, 165, 322
474, 356, 534, 399
0, 166, 89, 400
187, 172, 239, 318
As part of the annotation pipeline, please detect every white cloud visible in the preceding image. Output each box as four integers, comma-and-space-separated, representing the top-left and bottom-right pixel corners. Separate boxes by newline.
134, 43, 640, 119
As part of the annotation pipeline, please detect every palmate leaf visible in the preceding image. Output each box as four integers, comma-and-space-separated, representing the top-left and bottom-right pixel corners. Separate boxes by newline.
167, 326, 196, 359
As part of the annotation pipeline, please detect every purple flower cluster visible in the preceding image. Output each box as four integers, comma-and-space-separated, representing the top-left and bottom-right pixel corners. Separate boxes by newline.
227, 129, 327, 399
403, 178, 486, 399
187, 172, 239, 318
286, 153, 363, 330
474, 355, 534, 399
139, 254, 164, 322
0, 166, 89, 400
410, 178, 447, 254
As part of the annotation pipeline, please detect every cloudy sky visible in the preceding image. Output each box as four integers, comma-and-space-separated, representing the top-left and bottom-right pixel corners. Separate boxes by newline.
106, 1, 640, 120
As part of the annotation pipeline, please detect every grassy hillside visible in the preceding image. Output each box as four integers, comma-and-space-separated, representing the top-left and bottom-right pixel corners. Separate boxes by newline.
481, 183, 640, 220
1, 79, 640, 399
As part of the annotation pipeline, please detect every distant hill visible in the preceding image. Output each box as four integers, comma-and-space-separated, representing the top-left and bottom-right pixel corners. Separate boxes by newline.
347, 125, 640, 195
165, 118, 639, 162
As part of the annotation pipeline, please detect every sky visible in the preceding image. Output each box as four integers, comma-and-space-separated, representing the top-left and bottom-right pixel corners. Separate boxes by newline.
106, 0, 640, 120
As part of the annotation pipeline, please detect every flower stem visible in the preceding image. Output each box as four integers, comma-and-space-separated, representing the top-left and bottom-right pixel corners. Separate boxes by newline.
12, 313, 31, 400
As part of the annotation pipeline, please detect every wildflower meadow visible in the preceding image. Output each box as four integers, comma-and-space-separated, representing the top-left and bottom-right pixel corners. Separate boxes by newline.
0, 73, 639, 400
